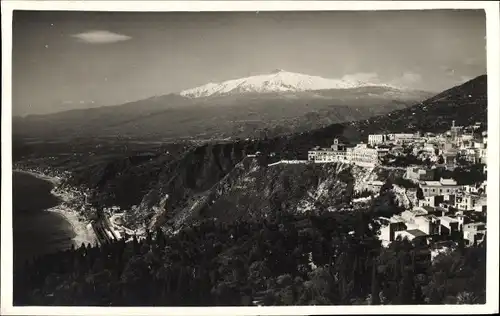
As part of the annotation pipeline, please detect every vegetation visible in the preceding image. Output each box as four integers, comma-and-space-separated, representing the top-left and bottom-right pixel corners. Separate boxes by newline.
433, 164, 486, 185
14, 210, 486, 306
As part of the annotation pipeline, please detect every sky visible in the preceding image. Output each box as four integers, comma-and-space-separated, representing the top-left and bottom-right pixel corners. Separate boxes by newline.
12, 9, 487, 116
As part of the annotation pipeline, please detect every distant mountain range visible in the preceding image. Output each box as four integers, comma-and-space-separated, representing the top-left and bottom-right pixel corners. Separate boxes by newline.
180, 69, 402, 98
13, 70, 432, 141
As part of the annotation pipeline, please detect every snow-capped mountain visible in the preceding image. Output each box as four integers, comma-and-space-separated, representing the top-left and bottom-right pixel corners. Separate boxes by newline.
180, 69, 399, 98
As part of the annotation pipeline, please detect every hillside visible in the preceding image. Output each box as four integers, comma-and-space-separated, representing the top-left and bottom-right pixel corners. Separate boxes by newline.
12, 71, 431, 141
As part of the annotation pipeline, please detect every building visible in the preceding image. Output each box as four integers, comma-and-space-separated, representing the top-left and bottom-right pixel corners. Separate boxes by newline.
449, 120, 464, 141
460, 148, 481, 164
441, 148, 458, 167
387, 133, 418, 145
398, 208, 441, 237
462, 222, 486, 245
418, 195, 444, 208
308, 139, 347, 163
454, 193, 486, 211
414, 215, 441, 235
379, 216, 407, 242
419, 178, 460, 197
462, 181, 486, 195
347, 143, 388, 167
438, 215, 460, 235
406, 166, 435, 181
367, 180, 384, 193
368, 134, 387, 146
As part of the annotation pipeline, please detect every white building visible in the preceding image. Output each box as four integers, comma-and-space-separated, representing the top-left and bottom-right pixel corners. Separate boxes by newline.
387, 133, 418, 145
368, 134, 387, 146
455, 193, 487, 211
406, 166, 435, 181
463, 222, 486, 245
379, 216, 407, 242
308, 139, 348, 163
347, 143, 388, 167
439, 215, 460, 235
419, 178, 460, 197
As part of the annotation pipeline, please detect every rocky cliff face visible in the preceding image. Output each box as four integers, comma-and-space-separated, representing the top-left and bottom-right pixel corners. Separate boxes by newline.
121, 142, 267, 230
122, 150, 412, 231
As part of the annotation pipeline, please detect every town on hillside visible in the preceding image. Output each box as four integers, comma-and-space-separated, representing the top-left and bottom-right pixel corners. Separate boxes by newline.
82, 120, 488, 248
307, 120, 487, 251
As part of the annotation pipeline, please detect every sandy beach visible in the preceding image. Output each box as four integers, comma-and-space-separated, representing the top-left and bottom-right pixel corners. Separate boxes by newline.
13, 169, 96, 248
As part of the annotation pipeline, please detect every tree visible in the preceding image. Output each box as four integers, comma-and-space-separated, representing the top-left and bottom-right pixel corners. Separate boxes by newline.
370, 264, 381, 305
416, 188, 424, 200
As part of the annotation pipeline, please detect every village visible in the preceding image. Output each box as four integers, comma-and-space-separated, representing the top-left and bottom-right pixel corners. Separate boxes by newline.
307, 120, 488, 251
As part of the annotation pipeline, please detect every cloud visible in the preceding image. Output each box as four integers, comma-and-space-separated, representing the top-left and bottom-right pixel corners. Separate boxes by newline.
341, 72, 379, 83
71, 30, 132, 44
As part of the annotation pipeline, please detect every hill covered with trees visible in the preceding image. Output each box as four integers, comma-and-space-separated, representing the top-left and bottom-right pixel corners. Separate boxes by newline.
14, 210, 486, 306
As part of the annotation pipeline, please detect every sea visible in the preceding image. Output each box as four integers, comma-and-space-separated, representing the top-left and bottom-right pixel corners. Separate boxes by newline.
12, 171, 76, 267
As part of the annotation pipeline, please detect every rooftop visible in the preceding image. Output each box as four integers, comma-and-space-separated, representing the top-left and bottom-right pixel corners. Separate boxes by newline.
391, 215, 406, 223
405, 229, 428, 237
422, 206, 437, 213
421, 181, 442, 187
439, 215, 458, 223
440, 178, 457, 185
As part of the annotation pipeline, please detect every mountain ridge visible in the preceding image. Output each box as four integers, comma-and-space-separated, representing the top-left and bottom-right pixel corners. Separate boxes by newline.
180, 69, 405, 98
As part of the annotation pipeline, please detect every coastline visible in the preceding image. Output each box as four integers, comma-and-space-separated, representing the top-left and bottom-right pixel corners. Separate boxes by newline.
13, 169, 97, 249
14, 169, 62, 186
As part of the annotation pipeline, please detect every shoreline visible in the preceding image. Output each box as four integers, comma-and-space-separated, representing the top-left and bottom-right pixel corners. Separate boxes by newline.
14, 169, 62, 186
13, 169, 97, 249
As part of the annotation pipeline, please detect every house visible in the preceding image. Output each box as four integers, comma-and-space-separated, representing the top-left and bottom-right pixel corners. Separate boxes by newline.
414, 215, 441, 235
367, 180, 384, 193
438, 215, 459, 235
462, 181, 486, 195
406, 166, 435, 181
454, 193, 485, 211
441, 148, 458, 167
418, 195, 444, 208
419, 178, 460, 197
399, 208, 441, 236
460, 148, 481, 164
462, 222, 486, 245
379, 216, 407, 242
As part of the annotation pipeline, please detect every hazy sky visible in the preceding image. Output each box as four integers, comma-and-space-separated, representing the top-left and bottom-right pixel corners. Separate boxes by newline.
12, 10, 486, 116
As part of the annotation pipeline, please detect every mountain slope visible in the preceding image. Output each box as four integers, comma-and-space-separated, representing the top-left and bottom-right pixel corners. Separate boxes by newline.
13, 85, 430, 141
